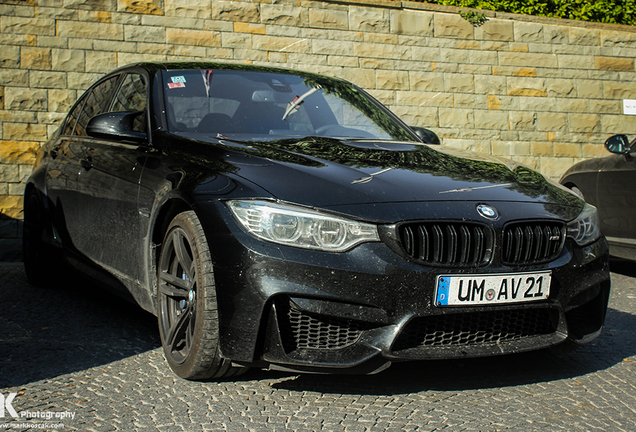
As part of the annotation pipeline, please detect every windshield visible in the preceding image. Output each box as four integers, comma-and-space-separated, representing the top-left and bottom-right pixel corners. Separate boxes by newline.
161, 69, 415, 141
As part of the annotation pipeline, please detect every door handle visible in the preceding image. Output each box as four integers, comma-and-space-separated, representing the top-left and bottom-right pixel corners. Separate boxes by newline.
50, 146, 61, 159
80, 157, 93, 171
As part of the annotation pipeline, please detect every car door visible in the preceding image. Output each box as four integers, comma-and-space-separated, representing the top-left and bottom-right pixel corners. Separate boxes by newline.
595, 144, 636, 243
45, 75, 121, 249
72, 72, 151, 285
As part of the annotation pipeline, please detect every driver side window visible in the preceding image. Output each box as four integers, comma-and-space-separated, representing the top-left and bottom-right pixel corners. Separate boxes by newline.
111, 73, 147, 132
71, 75, 119, 136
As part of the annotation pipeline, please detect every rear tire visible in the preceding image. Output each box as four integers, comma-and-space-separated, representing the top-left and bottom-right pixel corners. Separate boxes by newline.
157, 211, 246, 380
23, 191, 60, 286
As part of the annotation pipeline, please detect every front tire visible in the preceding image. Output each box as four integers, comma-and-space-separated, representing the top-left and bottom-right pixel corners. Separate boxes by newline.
157, 211, 245, 380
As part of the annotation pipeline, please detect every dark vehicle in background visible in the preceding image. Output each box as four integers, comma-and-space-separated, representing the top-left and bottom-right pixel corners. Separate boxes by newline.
24, 62, 610, 380
560, 134, 636, 261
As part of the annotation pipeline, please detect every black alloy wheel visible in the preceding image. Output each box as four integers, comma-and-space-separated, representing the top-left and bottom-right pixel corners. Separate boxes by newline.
157, 211, 245, 380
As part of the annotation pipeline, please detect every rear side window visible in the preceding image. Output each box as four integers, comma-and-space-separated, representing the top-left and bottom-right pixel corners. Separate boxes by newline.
63, 93, 86, 136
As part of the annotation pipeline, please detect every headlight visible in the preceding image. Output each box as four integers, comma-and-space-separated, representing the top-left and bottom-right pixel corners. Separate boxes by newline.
227, 200, 380, 252
566, 203, 601, 246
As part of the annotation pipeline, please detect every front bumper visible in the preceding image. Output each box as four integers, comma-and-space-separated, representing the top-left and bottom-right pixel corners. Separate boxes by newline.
199, 201, 611, 374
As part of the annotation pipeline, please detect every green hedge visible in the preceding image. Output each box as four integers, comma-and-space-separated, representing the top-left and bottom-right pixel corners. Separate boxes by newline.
423, 0, 636, 26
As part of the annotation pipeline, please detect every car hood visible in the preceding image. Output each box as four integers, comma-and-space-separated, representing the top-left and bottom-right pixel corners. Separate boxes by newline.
179, 134, 581, 214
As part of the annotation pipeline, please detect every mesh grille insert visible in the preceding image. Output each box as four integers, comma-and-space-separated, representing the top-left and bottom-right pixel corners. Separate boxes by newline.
392, 308, 558, 351
280, 302, 366, 351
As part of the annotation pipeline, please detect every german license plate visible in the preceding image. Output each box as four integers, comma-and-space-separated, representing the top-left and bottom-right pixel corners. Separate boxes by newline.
435, 271, 551, 307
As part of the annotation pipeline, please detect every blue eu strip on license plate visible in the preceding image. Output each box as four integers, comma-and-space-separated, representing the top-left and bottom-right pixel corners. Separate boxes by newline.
435, 271, 551, 307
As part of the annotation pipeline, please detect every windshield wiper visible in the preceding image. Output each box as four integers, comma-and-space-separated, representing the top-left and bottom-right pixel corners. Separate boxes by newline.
282, 88, 318, 120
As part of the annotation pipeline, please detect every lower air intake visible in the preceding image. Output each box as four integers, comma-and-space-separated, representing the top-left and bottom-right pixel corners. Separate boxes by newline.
281, 301, 365, 351
392, 308, 558, 351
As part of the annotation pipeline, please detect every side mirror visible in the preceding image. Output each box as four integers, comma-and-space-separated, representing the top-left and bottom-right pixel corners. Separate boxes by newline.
604, 134, 630, 155
87, 111, 147, 143
410, 126, 440, 145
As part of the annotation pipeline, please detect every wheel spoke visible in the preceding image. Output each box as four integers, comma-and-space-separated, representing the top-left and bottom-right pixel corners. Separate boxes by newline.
159, 271, 191, 296
166, 303, 193, 353
185, 319, 193, 353
172, 230, 195, 281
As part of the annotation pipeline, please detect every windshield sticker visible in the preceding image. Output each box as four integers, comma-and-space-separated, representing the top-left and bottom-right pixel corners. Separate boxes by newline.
171, 76, 186, 83
168, 82, 185, 89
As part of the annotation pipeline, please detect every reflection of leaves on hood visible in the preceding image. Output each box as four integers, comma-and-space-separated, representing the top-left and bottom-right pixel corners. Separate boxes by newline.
510, 166, 581, 207
163, 131, 581, 210
234, 136, 514, 181
217, 138, 328, 168
217, 136, 581, 207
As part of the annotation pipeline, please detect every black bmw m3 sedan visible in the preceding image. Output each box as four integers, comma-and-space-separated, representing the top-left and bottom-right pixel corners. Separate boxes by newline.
24, 62, 610, 380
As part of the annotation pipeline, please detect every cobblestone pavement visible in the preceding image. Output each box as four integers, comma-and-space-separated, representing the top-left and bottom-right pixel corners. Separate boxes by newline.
0, 253, 634, 431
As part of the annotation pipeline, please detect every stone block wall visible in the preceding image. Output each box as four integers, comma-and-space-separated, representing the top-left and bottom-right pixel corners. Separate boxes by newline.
1, 0, 636, 237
